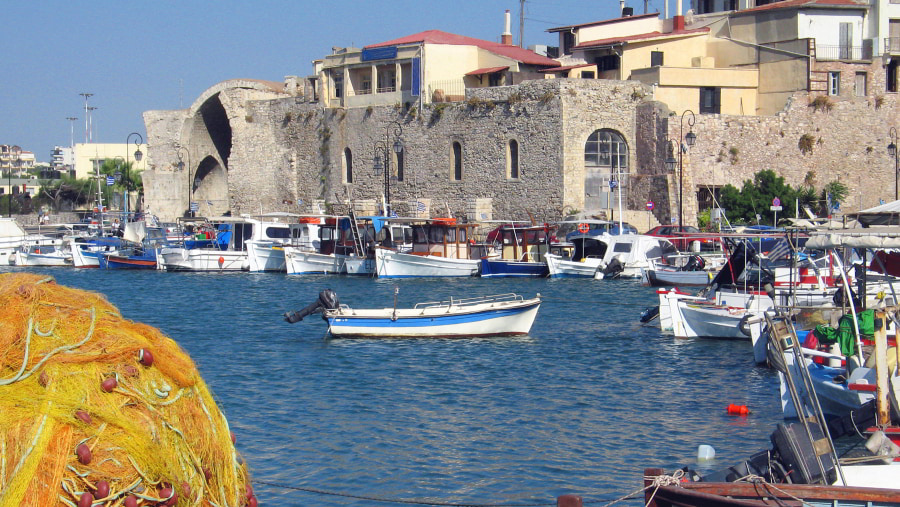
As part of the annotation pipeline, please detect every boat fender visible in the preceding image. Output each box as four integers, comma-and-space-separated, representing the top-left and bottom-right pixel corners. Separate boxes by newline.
738, 314, 753, 337
639, 305, 660, 323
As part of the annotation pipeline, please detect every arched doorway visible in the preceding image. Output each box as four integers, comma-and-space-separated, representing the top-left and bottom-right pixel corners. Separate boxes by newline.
584, 129, 628, 211
191, 155, 229, 216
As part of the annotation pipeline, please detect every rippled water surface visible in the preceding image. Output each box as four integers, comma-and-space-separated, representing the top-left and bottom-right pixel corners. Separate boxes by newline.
6, 267, 785, 506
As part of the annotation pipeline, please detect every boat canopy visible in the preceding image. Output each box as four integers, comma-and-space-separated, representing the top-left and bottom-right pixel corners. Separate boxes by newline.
805, 227, 900, 249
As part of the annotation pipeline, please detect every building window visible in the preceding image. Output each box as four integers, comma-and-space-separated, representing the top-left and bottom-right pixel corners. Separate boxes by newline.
396, 149, 404, 182
507, 140, 519, 179
699, 87, 721, 114
855, 72, 867, 97
562, 31, 575, 55
452, 142, 463, 181
343, 148, 353, 183
584, 129, 628, 171
489, 73, 503, 87
580, 71, 595, 79
651, 51, 664, 67
828, 71, 840, 96
332, 73, 343, 99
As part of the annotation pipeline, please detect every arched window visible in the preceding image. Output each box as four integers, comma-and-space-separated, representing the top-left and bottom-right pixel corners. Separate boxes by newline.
507, 139, 519, 179
585, 129, 627, 171
452, 141, 463, 180
343, 148, 353, 183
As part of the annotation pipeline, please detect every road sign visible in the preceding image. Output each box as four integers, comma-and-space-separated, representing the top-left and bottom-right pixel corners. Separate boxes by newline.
646, 200, 654, 210
770, 205, 782, 211
772, 197, 781, 207
609, 179, 618, 189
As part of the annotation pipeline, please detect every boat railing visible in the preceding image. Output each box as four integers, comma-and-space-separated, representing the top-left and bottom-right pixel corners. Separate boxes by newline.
414, 293, 532, 310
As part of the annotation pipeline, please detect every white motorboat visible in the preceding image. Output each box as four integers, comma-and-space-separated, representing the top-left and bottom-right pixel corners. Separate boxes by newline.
283, 215, 357, 275
546, 233, 676, 278
16, 243, 72, 267
0, 218, 28, 265
247, 215, 321, 272
285, 289, 541, 338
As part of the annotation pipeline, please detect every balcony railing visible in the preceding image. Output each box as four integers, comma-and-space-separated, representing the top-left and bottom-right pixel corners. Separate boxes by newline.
885, 37, 900, 54
815, 44, 869, 61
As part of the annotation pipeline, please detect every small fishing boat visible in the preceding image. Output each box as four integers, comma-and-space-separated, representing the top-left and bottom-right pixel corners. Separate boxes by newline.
374, 218, 480, 278
479, 222, 553, 278
545, 233, 676, 279
16, 243, 72, 267
284, 289, 541, 338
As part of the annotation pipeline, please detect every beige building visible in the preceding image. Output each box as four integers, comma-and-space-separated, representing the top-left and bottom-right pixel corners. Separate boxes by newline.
73, 143, 148, 180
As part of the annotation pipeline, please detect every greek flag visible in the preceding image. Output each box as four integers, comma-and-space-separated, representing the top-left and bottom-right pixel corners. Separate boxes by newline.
190, 202, 199, 212
389, 210, 398, 218
764, 238, 791, 260
415, 201, 426, 212
106, 176, 115, 186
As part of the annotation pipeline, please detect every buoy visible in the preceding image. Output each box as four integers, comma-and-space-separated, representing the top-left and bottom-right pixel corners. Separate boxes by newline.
727, 403, 750, 415
76, 443, 92, 465
138, 348, 154, 367
218, 256, 225, 266
101, 377, 117, 392
697, 444, 716, 460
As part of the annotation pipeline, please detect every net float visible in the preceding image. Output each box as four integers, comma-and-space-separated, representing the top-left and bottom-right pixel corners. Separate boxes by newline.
75, 443, 91, 465
75, 410, 91, 424
124, 496, 138, 507
77, 492, 93, 507
101, 377, 117, 392
95, 480, 109, 499
138, 348, 154, 367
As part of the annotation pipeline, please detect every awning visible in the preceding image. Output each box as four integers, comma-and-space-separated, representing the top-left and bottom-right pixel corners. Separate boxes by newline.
805, 227, 900, 249
465, 66, 509, 76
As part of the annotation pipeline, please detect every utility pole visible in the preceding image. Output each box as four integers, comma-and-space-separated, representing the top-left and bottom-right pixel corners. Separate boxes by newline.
66, 117, 77, 148
519, 0, 525, 48
79, 93, 93, 143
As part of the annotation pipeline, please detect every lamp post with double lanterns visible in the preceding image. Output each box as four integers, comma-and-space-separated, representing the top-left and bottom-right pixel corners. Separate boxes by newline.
125, 132, 143, 216
889, 127, 898, 201
372, 120, 403, 216
664, 110, 697, 227
174, 145, 193, 217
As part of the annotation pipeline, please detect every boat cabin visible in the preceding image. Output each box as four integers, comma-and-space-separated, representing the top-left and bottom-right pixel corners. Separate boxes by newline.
489, 223, 553, 263
410, 218, 477, 259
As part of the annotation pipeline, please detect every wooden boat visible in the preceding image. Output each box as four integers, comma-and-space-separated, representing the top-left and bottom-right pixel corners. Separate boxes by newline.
285, 290, 540, 338
644, 468, 900, 507
374, 218, 480, 278
479, 222, 552, 278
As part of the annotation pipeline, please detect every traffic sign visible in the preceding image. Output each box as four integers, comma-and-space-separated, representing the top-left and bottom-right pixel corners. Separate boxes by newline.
646, 200, 654, 210
772, 197, 781, 207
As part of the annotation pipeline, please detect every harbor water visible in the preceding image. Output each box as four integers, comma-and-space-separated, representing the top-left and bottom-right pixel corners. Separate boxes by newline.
3, 267, 786, 506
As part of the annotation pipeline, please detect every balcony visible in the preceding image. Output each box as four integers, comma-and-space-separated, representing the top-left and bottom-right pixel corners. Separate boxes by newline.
885, 37, 900, 55
815, 44, 870, 61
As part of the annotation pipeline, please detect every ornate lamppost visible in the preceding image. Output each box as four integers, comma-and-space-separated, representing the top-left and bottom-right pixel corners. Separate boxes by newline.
889, 127, 898, 201
372, 120, 403, 216
125, 132, 144, 216
175, 145, 193, 217
664, 111, 697, 227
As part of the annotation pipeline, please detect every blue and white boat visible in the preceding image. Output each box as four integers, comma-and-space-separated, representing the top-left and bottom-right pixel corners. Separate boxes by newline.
285, 290, 541, 338
479, 223, 552, 278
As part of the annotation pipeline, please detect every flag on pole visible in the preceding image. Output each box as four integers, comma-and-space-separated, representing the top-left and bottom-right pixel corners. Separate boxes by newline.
415, 201, 426, 212
106, 176, 115, 186
190, 202, 199, 212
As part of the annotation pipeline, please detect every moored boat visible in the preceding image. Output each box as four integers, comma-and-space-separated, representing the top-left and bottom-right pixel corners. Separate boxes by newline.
285, 289, 541, 338
374, 218, 480, 278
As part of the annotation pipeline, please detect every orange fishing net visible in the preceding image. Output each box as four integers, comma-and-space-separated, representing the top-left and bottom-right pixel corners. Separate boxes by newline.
0, 273, 256, 506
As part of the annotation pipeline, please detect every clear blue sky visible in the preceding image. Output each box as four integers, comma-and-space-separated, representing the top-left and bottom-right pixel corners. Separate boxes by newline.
2, 0, 664, 163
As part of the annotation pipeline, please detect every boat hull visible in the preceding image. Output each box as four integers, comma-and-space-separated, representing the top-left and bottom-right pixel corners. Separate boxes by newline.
544, 254, 602, 278
375, 248, 479, 278
480, 258, 548, 278
160, 248, 248, 271
246, 241, 286, 272
325, 299, 540, 338
284, 248, 347, 274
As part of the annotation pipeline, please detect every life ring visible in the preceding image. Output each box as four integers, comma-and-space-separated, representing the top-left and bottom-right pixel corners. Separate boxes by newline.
577, 223, 590, 234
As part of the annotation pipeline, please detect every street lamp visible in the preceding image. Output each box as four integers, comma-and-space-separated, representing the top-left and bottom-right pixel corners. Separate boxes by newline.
665, 110, 696, 227
8, 145, 21, 217
372, 120, 403, 216
175, 145, 193, 216
125, 132, 144, 217
889, 127, 898, 201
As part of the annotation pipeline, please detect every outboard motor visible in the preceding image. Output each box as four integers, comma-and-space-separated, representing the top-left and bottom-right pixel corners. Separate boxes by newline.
284, 289, 340, 323
682, 254, 705, 272
602, 256, 625, 278
639, 305, 660, 323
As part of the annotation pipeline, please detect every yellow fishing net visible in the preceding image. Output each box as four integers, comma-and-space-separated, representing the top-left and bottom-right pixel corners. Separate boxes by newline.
0, 273, 255, 506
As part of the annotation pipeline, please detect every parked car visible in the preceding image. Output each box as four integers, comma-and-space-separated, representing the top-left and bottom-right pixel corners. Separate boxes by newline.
645, 225, 721, 252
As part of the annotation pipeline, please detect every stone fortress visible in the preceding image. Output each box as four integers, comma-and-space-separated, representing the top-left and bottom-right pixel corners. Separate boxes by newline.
140, 1, 900, 228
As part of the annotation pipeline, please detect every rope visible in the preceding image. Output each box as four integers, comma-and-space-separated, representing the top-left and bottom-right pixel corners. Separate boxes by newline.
642, 469, 683, 507
732, 475, 810, 507
251, 479, 555, 506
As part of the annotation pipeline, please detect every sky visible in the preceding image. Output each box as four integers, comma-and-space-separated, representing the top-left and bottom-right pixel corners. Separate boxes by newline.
1, 0, 664, 163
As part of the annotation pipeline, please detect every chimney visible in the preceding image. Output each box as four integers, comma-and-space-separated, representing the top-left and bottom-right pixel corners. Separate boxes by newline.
620, 0, 625, 15
501, 9, 513, 45
673, 0, 685, 31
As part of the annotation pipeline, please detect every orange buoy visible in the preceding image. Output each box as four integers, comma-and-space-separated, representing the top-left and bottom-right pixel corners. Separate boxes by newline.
218, 256, 225, 266
726, 403, 750, 415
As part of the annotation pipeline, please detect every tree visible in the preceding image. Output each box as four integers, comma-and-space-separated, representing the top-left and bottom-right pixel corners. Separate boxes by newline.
820, 180, 849, 216
718, 170, 798, 225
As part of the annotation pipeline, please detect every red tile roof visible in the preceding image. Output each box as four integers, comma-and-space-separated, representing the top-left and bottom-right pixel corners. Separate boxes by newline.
547, 12, 659, 33
574, 27, 708, 49
365, 29, 559, 67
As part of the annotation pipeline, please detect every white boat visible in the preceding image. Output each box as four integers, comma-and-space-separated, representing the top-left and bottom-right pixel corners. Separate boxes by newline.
247, 214, 321, 272
68, 236, 122, 268
285, 289, 541, 338
283, 215, 356, 275
16, 243, 72, 266
344, 217, 414, 276
545, 233, 676, 278
639, 254, 725, 287
160, 215, 294, 272
374, 218, 480, 278
0, 218, 28, 265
